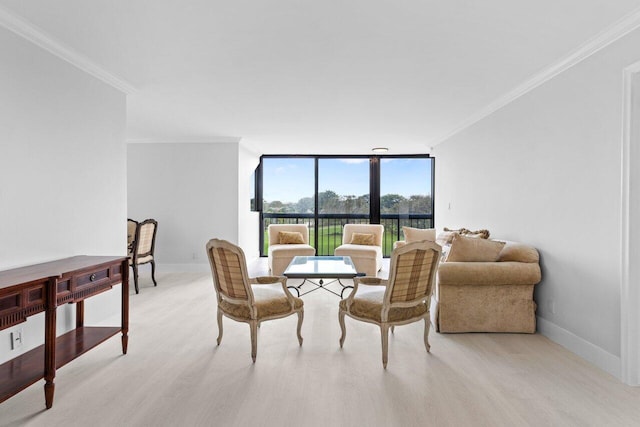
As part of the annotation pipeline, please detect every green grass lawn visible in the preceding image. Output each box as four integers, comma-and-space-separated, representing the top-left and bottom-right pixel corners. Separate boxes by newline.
263, 225, 399, 257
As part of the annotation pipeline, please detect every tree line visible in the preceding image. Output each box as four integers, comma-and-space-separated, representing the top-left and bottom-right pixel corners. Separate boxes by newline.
262, 191, 432, 215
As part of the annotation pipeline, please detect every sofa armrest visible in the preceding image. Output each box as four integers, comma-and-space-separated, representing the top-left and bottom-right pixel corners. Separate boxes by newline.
438, 261, 541, 286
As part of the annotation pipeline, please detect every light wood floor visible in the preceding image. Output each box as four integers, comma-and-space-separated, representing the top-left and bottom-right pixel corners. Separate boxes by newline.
1, 261, 640, 427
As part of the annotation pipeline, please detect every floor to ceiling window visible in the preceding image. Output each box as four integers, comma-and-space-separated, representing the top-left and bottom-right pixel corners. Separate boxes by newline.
258, 155, 433, 257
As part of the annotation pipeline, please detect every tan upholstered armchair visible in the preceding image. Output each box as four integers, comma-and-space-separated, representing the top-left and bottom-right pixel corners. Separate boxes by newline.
334, 224, 384, 277
206, 238, 304, 362
338, 240, 442, 368
267, 224, 316, 275
127, 218, 158, 294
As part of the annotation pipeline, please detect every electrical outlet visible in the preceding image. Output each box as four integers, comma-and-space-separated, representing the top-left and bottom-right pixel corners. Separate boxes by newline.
546, 299, 556, 315
10, 328, 23, 350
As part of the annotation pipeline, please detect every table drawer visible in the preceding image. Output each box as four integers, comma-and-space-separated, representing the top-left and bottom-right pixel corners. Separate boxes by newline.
57, 265, 117, 304
0, 281, 46, 329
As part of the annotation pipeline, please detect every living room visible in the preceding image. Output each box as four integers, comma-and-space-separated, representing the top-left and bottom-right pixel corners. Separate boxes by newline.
2, 1, 640, 425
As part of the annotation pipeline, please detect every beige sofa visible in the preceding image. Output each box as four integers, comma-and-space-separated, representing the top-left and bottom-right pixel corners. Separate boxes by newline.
434, 240, 542, 333
267, 224, 316, 276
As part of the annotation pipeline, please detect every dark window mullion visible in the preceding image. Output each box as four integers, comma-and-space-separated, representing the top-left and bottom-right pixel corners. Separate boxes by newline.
370, 156, 380, 224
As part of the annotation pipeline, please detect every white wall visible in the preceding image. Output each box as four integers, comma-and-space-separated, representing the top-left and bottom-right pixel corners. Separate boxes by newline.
433, 27, 640, 379
128, 142, 258, 271
237, 142, 261, 260
0, 28, 127, 363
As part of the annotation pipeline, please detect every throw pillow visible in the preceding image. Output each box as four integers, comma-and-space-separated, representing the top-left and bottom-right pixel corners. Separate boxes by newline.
402, 226, 436, 243
350, 232, 375, 245
444, 227, 490, 239
278, 231, 305, 244
436, 230, 459, 246
446, 234, 505, 262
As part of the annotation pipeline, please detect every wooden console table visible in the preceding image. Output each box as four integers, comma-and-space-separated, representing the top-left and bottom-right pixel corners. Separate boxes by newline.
0, 256, 129, 409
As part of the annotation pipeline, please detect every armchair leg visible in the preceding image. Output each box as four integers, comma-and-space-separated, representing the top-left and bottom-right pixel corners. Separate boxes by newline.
151, 260, 157, 286
132, 265, 139, 294
216, 308, 223, 345
296, 310, 304, 346
338, 310, 346, 348
381, 324, 390, 369
250, 320, 258, 363
423, 316, 431, 353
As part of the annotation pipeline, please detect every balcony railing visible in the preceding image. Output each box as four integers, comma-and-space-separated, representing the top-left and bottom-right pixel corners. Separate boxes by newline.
261, 213, 433, 257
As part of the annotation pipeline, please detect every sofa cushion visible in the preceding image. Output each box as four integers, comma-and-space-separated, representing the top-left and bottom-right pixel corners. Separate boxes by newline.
437, 261, 541, 285
278, 231, 305, 244
497, 241, 540, 263
402, 226, 436, 243
446, 235, 505, 262
351, 232, 375, 245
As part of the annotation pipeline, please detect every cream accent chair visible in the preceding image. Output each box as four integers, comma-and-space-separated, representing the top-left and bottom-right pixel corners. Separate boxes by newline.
206, 238, 304, 362
338, 240, 442, 368
334, 224, 384, 277
267, 224, 316, 276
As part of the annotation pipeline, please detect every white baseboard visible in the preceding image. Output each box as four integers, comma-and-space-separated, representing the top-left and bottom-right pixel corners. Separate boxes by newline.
156, 263, 210, 273
537, 316, 621, 380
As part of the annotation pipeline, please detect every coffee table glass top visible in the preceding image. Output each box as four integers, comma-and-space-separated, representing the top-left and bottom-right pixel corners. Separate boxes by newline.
283, 256, 357, 278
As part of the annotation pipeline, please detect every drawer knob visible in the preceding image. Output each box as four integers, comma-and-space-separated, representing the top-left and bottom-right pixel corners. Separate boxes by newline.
90, 274, 96, 282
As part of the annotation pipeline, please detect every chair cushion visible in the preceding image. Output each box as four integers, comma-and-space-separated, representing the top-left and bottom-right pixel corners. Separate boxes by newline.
402, 227, 436, 243
339, 285, 428, 323
334, 244, 382, 256
446, 235, 505, 262
350, 233, 375, 245
129, 254, 153, 265
220, 283, 303, 320
278, 231, 305, 244
269, 244, 316, 258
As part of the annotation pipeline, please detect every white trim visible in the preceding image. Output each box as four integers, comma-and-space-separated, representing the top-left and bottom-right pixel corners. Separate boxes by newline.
430, 6, 640, 146
0, 5, 135, 94
126, 137, 242, 144
537, 317, 621, 380
620, 62, 640, 386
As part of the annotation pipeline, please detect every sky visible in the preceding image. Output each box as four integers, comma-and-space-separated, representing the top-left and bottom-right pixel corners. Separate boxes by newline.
262, 157, 432, 204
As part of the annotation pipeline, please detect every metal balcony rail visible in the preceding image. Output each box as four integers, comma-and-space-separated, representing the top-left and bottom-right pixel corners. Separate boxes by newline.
261, 213, 433, 257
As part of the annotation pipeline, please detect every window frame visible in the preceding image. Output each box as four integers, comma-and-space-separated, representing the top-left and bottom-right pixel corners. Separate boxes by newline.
257, 154, 434, 257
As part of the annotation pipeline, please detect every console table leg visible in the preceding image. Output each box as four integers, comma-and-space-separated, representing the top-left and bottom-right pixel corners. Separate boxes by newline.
121, 259, 129, 354
44, 382, 55, 409
44, 277, 57, 409
76, 300, 84, 328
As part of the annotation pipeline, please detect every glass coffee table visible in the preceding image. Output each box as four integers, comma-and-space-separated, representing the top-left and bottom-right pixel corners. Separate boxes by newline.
283, 256, 363, 298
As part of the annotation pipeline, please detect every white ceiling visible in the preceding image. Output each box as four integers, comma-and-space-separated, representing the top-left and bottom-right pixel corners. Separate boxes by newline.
2, 0, 640, 154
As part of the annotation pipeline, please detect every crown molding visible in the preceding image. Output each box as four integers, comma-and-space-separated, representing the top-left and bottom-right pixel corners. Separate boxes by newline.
430, 6, 640, 146
126, 137, 242, 144
0, 5, 135, 94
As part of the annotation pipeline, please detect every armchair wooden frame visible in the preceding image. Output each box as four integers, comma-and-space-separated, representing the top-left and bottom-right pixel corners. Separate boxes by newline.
206, 238, 304, 362
339, 240, 442, 368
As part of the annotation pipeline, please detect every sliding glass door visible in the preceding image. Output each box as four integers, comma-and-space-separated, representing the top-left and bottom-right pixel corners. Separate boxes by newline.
259, 155, 433, 257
